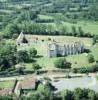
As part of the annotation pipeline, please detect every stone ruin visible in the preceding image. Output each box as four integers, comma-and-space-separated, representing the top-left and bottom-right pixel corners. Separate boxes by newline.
47, 42, 84, 57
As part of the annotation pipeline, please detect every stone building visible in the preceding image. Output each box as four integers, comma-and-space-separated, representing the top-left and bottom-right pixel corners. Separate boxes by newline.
14, 76, 38, 97
47, 42, 84, 57
16, 32, 29, 45
16, 32, 38, 45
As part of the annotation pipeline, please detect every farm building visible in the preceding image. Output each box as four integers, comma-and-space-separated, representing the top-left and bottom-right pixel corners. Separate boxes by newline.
16, 32, 29, 45
14, 76, 38, 97
48, 42, 84, 57
16, 32, 37, 45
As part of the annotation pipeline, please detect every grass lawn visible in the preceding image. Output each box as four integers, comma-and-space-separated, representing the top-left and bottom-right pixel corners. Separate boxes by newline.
35, 54, 96, 69
0, 81, 15, 89
89, 46, 98, 61
24, 54, 96, 70
17, 35, 97, 70
38, 15, 54, 20
66, 54, 96, 68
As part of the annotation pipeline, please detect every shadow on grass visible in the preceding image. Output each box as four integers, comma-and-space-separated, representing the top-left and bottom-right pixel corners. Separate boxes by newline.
32, 59, 37, 63
35, 55, 43, 58
84, 49, 91, 53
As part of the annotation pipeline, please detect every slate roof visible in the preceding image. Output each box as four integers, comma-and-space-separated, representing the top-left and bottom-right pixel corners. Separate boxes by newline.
15, 76, 37, 91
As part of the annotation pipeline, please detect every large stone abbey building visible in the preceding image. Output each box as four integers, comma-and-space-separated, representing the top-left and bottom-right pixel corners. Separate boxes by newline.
48, 42, 84, 57
16, 32, 84, 58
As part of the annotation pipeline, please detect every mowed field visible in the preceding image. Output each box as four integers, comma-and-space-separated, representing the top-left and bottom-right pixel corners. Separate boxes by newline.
17, 35, 98, 70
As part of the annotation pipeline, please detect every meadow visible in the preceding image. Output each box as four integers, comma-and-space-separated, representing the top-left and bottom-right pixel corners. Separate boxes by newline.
0, 80, 15, 89
17, 35, 98, 70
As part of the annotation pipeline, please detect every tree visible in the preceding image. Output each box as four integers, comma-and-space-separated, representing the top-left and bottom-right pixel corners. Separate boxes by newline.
93, 35, 98, 44
64, 90, 74, 100
32, 63, 41, 71
73, 88, 83, 100
17, 50, 29, 63
29, 48, 37, 59
0, 41, 17, 70
54, 58, 71, 69
72, 25, 77, 36
88, 90, 96, 100
3, 23, 19, 38
36, 81, 54, 100
77, 26, 84, 37
87, 54, 95, 63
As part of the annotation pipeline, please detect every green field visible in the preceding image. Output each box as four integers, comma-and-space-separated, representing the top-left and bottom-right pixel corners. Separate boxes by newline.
0, 0, 98, 36
38, 15, 54, 20
17, 35, 98, 70
62, 21, 98, 34
0, 81, 15, 89
40, 20, 98, 35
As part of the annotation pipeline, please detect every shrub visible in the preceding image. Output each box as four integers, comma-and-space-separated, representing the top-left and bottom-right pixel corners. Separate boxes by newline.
87, 54, 95, 63
32, 63, 41, 71
73, 64, 98, 73
54, 58, 71, 69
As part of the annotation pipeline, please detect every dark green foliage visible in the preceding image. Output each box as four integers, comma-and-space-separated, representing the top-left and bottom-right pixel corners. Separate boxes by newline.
72, 64, 98, 73
54, 58, 71, 69
17, 50, 30, 63
29, 48, 37, 59
3, 23, 20, 38
63, 90, 74, 100
93, 35, 98, 44
0, 0, 98, 38
0, 41, 17, 70
0, 88, 98, 100
16, 48, 37, 63
21, 88, 98, 100
0, 40, 37, 71
72, 25, 77, 36
87, 54, 95, 63
32, 63, 41, 71
77, 26, 84, 37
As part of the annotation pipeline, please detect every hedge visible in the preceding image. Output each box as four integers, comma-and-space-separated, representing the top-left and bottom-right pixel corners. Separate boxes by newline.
72, 64, 98, 73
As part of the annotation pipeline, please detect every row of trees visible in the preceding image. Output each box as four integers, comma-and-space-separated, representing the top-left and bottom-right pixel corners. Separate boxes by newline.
0, 88, 98, 100
2, 20, 93, 39
72, 64, 98, 73
0, 0, 98, 32
0, 7, 96, 39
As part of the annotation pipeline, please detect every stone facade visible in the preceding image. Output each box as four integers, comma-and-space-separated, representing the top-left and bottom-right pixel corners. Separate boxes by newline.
16, 32, 25, 45
48, 42, 84, 57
